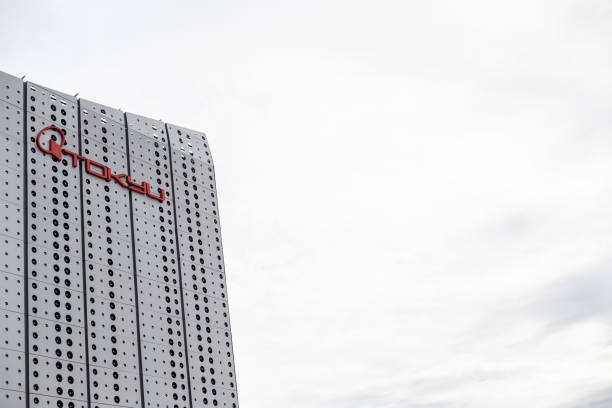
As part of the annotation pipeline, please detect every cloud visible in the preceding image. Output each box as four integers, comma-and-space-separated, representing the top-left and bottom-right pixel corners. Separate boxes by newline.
561, 387, 612, 408
528, 261, 612, 330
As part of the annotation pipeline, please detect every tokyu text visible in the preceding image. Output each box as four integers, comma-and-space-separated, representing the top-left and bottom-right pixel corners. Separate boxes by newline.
36, 125, 165, 202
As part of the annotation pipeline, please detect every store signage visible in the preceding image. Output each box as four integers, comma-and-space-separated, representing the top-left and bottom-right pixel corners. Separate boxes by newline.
36, 125, 165, 202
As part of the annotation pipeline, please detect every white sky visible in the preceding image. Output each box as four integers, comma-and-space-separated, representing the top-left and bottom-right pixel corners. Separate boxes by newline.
2, 1, 611, 406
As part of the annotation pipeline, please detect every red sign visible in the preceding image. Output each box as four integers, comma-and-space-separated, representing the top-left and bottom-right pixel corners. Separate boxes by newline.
36, 125, 165, 202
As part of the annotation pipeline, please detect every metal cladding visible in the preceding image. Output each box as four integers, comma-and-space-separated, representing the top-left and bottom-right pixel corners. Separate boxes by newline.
0, 70, 238, 408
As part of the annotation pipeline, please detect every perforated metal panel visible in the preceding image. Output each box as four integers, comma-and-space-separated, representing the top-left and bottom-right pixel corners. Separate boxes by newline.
126, 113, 190, 408
80, 100, 142, 408
167, 124, 238, 408
25, 82, 87, 408
0, 72, 239, 408
0, 70, 26, 408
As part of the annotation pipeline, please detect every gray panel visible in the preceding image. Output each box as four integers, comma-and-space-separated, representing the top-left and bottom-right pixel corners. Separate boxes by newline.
133, 244, 180, 284
0, 130, 23, 170
142, 375, 189, 408
29, 354, 87, 400
85, 232, 133, 272
0, 342, 25, 390
136, 275, 182, 316
29, 317, 85, 360
0, 235, 25, 277
26, 82, 86, 408
171, 154, 216, 192
26, 174, 81, 225
80, 99, 142, 408
0, 163, 24, 206
182, 289, 230, 329
0, 70, 26, 408
82, 137, 128, 171
30, 394, 87, 408
0, 310, 25, 351
90, 367, 140, 408
0, 201, 24, 239
85, 263, 136, 305
0, 70, 24, 109
126, 113, 190, 408
0, 271, 25, 312
137, 309, 184, 346
167, 124, 238, 408
1, 100, 24, 140
0, 86, 25, 251
167, 127, 212, 169
80, 100, 127, 153
177, 219, 221, 271
129, 159, 171, 195
29, 244, 83, 291
173, 178, 217, 217
2, 390, 26, 408
181, 260, 226, 301
84, 194, 131, 242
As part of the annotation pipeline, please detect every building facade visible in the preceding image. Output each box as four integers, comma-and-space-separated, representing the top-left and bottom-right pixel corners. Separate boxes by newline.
0, 70, 238, 408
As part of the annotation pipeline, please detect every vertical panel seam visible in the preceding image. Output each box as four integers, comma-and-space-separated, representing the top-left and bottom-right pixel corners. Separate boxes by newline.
164, 123, 194, 408
124, 113, 147, 408
23, 78, 30, 408
77, 99, 92, 408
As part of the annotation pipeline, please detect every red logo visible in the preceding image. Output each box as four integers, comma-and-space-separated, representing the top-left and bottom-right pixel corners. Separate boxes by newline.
36, 126, 165, 202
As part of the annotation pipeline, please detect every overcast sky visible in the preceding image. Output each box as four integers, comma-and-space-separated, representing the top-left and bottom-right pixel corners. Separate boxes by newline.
2, 1, 612, 407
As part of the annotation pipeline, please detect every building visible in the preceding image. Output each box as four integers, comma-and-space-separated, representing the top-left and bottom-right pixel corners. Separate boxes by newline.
0, 70, 239, 408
